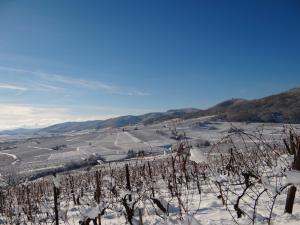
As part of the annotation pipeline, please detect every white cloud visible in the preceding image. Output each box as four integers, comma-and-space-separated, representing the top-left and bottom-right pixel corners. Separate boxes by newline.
0, 104, 114, 130
127, 91, 151, 96
38, 73, 151, 96
0, 66, 151, 96
32, 82, 65, 92
0, 104, 156, 130
0, 83, 28, 91
0, 65, 29, 74
38, 73, 117, 93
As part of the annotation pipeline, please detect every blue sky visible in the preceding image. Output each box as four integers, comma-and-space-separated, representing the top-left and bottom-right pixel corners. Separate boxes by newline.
0, 0, 300, 129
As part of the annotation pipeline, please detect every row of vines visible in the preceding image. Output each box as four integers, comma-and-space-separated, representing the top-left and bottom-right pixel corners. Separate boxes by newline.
0, 127, 299, 225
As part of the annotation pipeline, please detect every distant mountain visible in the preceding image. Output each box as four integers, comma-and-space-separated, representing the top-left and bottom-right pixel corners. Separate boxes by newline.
39, 108, 199, 134
0, 128, 40, 136
186, 87, 300, 123
38, 120, 104, 134
2, 87, 300, 135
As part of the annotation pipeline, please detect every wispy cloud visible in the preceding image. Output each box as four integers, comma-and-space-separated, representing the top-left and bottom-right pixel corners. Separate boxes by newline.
0, 66, 151, 96
0, 65, 31, 74
0, 83, 28, 91
126, 91, 151, 96
38, 73, 117, 93
32, 82, 65, 92
38, 72, 151, 96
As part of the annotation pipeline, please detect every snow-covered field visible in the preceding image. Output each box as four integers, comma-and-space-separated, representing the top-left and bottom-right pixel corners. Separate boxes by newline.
1, 119, 298, 179
1, 119, 300, 225
1, 153, 300, 225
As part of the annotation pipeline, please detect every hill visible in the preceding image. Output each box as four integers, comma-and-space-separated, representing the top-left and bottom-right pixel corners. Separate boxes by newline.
39, 108, 199, 134
186, 87, 300, 123
2, 87, 300, 135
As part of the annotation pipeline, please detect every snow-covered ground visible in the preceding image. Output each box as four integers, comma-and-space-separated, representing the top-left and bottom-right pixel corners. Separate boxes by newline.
1, 137, 300, 225
1, 119, 300, 225
1, 119, 297, 178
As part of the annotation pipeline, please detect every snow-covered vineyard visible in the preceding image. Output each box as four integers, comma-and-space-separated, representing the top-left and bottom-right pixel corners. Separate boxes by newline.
1, 129, 300, 225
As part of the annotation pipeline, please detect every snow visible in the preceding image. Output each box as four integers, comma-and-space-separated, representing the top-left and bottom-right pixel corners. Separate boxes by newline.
189, 148, 207, 163
0, 152, 17, 160
53, 175, 61, 188
103, 175, 116, 187
286, 170, 300, 185
28, 145, 53, 151
276, 154, 294, 174
124, 131, 141, 143
19, 165, 63, 174
80, 206, 100, 219
1, 122, 300, 225
114, 133, 120, 146
211, 174, 228, 183
2, 165, 300, 225
261, 176, 279, 194
181, 214, 201, 225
